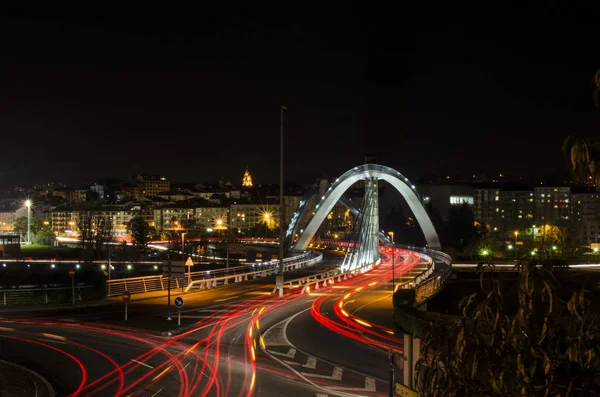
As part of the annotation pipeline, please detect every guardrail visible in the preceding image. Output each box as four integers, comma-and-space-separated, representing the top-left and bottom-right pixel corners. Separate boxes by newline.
184, 251, 323, 293
279, 258, 382, 295
0, 285, 95, 306
106, 251, 322, 297
395, 245, 452, 305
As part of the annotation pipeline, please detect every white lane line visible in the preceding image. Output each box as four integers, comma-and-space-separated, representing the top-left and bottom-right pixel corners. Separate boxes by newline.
179, 315, 230, 319
37, 338, 67, 345
365, 377, 376, 391
131, 359, 154, 369
178, 361, 191, 373
316, 394, 329, 397
261, 308, 383, 397
214, 296, 238, 302
334, 377, 377, 392
268, 348, 296, 359
151, 387, 163, 397
302, 367, 343, 380
303, 356, 317, 369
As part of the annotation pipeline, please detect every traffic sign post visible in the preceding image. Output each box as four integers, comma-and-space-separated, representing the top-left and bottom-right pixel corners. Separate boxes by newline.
174, 297, 184, 326
68, 270, 75, 305
185, 257, 194, 286
122, 291, 130, 321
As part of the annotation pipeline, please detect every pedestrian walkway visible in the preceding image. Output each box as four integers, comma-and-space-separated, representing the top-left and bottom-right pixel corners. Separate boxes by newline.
0, 359, 54, 397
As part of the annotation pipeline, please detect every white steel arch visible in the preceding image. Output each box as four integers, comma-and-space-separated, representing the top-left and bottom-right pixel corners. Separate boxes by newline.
291, 164, 441, 250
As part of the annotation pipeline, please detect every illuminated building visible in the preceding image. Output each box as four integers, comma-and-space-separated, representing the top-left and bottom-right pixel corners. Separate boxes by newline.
242, 166, 253, 188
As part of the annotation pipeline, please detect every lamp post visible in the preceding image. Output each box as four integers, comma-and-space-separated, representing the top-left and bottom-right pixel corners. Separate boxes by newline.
388, 231, 395, 293
279, 105, 286, 277
514, 230, 519, 259
25, 199, 31, 244
277, 105, 286, 297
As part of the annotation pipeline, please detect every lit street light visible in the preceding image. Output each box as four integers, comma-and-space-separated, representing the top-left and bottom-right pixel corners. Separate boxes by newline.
388, 231, 395, 293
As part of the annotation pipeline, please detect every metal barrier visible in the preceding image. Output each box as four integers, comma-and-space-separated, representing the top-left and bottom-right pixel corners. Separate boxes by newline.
289, 258, 382, 295
0, 285, 95, 306
396, 245, 452, 305
184, 251, 323, 293
106, 251, 322, 297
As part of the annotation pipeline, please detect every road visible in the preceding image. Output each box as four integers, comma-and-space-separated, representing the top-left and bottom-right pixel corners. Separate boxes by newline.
0, 250, 419, 396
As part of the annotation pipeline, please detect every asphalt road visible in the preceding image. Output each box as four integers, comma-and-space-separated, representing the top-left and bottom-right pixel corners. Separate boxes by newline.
0, 250, 419, 396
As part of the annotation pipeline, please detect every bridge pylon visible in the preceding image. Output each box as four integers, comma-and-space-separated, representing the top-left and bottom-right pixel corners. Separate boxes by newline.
341, 177, 380, 272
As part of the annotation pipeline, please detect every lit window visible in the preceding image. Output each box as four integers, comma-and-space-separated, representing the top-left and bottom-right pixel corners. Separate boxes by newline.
449, 196, 474, 205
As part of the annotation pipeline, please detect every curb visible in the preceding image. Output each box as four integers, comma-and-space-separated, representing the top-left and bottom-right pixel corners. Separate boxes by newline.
0, 359, 55, 397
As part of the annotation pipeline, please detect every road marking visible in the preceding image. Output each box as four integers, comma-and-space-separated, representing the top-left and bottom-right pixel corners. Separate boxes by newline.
178, 361, 191, 373
334, 377, 377, 392
0, 327, 15, 332
37, 338, 67, 345
302, 366, 343, 380
179, 315, 230, 319
303, 356, 317, 369
214, 296, 238, 302
316, 394, 329, 397
131, 359, 154, 369
150, 388, 163, 397
365, 377, 376, 391
268, 348, 296, 359
225, 292, 238, 296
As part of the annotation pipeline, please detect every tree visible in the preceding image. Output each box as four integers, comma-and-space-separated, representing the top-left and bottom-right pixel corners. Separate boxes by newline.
562, 135, 600, 189
417, 260, 600, 396
445, 203, 477, 251
34, 230, 55, 246
127, 216, 151, 248
13, 216, 40, 237
77, 212, 113, 260
561, 68, 600, 189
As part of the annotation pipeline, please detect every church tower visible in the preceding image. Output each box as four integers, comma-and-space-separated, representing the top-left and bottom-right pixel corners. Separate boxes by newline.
242, 166, 253, 188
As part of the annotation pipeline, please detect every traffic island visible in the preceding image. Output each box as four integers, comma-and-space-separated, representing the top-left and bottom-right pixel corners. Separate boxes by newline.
0, 359, 54, 397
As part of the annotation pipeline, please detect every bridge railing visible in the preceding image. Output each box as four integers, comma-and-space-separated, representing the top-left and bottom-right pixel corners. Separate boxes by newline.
184, 251, 323, 293
281, 258, 382, 294
106, 251, 322, 297
0, 285, 96, 306
395, 245, 452, 304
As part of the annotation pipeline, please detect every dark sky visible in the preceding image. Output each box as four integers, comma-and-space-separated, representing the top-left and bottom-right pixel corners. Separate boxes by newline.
1, 3, 599, 188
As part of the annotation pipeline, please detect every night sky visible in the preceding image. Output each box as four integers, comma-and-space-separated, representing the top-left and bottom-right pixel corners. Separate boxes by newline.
1, 3, 599, 188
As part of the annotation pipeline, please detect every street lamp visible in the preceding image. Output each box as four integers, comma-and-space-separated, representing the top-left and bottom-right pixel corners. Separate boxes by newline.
278, 105, 286, 297
25, 199, 31, 244
514, 230, 519, 259
388, 231, 395, 293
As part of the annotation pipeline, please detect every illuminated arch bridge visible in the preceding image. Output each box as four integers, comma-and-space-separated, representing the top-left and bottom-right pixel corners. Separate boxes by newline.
286, 164, 441, 272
